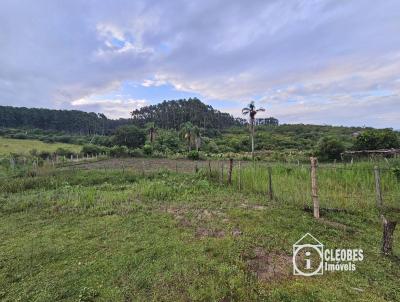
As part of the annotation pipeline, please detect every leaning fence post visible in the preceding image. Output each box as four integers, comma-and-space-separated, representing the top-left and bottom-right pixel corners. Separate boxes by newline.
228, 158, 233, 185
310, 157, 320, 219
374, 166, 383, 209
267, 166, 273, 201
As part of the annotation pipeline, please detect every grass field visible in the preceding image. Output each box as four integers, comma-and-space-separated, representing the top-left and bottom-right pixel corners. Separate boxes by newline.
0, 137, 81, 156
0, 166, 399, 301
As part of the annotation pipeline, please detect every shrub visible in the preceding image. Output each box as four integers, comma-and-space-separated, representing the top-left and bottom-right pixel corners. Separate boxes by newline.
55, 148, 75, 157
129, 148, 144, 157
38, 151, 51, 160
187, 150, 200, 160
81, 144, 103, 156
143, 144, 153, 155
109, 145, 129, 157
316, 137, 345, 161
354, 129, 399, 150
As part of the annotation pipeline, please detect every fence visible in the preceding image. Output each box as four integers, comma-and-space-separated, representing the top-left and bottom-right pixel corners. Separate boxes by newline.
204, 157, 399, 255
203, 158, 399, 212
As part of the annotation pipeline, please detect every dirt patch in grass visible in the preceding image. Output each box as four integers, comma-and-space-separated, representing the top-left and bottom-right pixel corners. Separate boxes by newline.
245, 247, 292, 282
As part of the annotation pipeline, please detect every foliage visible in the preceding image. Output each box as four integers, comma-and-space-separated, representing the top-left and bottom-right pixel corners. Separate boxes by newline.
143, 144, 153, 155
81, 144, 105, 156
132, 98, 239, 130
393, 167, 400, 181
0, 105, 130, 135
187, 150, 200, 160
353, 129, 400, 150
109, 145, 129, 157
315, 136, 345, 161
153, 129, 181, 153
113, 125, 146, 149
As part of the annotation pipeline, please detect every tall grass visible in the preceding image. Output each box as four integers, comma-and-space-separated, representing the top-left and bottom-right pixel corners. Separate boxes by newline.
218, 159, 400, 212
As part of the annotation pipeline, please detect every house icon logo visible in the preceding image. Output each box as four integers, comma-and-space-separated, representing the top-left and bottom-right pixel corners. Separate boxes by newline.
293, 233, 324, 276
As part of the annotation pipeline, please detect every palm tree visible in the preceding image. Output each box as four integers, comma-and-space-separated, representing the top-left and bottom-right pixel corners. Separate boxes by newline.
192, 126, 201, 151
180, 122, 194, 152
242, 101, 265, 159
145, 122, 156, 144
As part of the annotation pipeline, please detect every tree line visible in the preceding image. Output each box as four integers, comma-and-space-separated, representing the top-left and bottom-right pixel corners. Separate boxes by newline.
131, 98, 241, 130
0, 105, 130, 135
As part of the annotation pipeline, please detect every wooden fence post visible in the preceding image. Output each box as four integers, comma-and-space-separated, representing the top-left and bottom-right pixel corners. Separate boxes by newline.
374, 166, 383, 210
267, 166, 273, 201
195, 163, 198, 173
382, 216, 397, 255
228, 158, 233, 185
208, 160, 211, 178
374, 166, 383, 209
220, 161, 224, 185
175, 162, 178, 173
238, 160, 241, 191
374, 166, 398, 255
310, 157, 320, 219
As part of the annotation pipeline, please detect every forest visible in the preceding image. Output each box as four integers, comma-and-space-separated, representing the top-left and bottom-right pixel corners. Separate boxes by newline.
0, 99, 399, 162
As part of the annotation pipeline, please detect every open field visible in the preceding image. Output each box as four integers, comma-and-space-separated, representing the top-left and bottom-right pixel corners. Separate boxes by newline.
0, 164, 399, 301
0, 137, 81, 156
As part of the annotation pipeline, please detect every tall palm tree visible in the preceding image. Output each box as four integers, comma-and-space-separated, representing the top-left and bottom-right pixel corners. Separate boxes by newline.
192, 126, 201, 151
180, 122, 194, 152
242, 101, 265, 159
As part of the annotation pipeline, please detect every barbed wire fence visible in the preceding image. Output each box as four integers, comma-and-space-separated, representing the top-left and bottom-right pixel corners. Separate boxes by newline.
205, 157, 399, 255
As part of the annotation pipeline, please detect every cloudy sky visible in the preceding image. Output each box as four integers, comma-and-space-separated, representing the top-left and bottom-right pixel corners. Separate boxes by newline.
1, 0, 399, 128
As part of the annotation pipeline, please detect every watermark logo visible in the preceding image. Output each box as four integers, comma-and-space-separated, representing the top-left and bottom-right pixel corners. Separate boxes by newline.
293, 233, 363, 276
293, 233, 324, 276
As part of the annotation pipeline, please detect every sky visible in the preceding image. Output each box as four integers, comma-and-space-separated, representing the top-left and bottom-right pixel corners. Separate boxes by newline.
0, 0, 399, 128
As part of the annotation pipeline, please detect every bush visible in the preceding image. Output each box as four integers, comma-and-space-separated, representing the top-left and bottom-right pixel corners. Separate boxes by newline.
81, 144, 103, 156
38, 151, 51, 160
354, 129, 400, 150
143, 144, 153, 155
187, 150, 200, 160
55, 148, 75, 157
129, 148, 144, 157
316, 137, 345, 161
109, 145, 129, 157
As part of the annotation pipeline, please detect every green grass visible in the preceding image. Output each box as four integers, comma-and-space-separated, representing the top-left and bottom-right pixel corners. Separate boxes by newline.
0, 137, 81, 156
229, 160, 400, 211
0, 168, 399, 301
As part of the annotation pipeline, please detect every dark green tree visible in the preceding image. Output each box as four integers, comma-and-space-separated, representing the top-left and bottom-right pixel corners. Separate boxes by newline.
354, 129, 399, 150
316, 136, 345, 161
113, 125, 145, 149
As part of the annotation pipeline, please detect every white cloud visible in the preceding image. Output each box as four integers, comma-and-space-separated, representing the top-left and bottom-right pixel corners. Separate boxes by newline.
0, 0, 399, 127
71, 97, 148, 119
